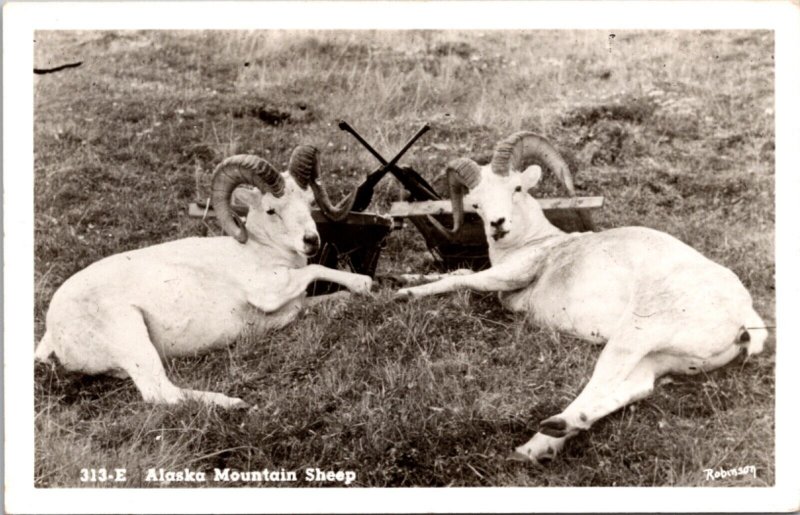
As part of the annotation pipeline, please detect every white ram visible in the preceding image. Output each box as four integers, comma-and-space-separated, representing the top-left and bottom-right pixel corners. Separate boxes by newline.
397, 132, 768, 463
35, 146, 372, 408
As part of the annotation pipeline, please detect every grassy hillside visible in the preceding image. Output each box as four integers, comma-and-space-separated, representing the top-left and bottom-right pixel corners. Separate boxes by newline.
34, 30, 774, 487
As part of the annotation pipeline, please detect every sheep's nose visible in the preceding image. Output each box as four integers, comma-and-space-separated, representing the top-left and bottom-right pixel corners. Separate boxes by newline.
491, 229, 509, 241
489, 218, 509, 241
302, 234, 320, 256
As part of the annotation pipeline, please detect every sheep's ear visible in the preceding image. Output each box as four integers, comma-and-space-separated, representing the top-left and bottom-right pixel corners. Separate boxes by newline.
520, 164, 542, 191
231, 186, 263, 208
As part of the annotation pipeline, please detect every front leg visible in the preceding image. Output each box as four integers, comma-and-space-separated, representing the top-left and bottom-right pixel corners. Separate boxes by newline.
247, 265, 372, 313
396, 261, 535, 299
392, 269, 475, 286
298, 264, 373, 295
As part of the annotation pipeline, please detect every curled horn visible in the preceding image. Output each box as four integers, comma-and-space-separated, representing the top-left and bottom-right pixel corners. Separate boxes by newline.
211, 154, 285, 244
491, 131, 576, 196
426, 157, 482, 240
288, 145, 357, 222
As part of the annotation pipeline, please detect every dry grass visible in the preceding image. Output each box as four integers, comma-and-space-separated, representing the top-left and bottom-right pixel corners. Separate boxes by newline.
34, 29, 774, 487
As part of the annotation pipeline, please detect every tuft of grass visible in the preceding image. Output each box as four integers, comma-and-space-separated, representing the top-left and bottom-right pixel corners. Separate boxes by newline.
34, 29, 774, 487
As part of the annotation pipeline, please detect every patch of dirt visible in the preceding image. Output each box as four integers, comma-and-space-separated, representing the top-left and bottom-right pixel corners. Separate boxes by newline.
759, 139, 775, 161
561, 95, 657, 128
181, 143, 217, 164
255, 107, 291, 126
431, 41, 475, 59
192, 93, 317, 127
558, 94, 656, 166
713, 133, 746, 152
559, 84, 726, 167
575, 121, 635, 166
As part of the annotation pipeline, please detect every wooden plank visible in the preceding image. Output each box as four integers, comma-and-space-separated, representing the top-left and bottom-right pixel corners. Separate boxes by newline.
388, 196, 604, 218
187, 202, 392, 227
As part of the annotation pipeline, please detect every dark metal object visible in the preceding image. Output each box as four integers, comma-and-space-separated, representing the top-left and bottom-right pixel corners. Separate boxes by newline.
338, 121, 440, 206
347, 122, 431, 211
307, 212, 393, 295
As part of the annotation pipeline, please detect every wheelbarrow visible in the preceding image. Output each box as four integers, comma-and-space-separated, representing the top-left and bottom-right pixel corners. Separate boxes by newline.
188, 123, 432, 295
337, 122, 605, 272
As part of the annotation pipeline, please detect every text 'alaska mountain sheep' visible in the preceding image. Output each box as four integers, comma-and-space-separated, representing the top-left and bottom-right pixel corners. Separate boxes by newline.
35, 146, 372, 408
396, 132, 767, 463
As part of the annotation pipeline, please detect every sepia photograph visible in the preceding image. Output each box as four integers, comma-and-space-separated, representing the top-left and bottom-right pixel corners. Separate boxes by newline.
5, 1, 800, 513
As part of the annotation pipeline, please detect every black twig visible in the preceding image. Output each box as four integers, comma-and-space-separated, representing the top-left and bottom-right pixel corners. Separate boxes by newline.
34, 61, 83, 75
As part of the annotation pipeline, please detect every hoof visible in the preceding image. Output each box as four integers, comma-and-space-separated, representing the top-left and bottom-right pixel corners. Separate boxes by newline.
219, 396, 250, 409
508, 450, 532, 462
231, 398, 251, 410
509, 446, 555, 465
394, 289, 414, 301
539, 416, 568, 438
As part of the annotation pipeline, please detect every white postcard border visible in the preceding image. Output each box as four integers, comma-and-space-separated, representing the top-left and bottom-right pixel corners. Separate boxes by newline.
4, 1, 799, 513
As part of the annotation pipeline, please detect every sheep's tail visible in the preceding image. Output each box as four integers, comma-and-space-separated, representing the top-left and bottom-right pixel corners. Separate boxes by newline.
740, 309, 768, 356
35, 331, 54, 361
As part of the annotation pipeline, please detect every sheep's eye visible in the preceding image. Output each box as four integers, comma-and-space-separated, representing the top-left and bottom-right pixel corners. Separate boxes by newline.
515, 186, 522, 192
472, 203, 479, 209
266, 208, 276, 215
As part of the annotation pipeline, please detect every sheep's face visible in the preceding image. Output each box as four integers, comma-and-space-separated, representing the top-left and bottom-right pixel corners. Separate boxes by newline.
466, 164, 542, 245
239, 176, 320, 256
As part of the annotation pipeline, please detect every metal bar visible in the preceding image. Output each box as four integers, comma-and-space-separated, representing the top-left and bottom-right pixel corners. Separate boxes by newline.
388, 124, 431, 166
337, 120, 387, 164
346, 123, 434, 211
339, 120, 440, 203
